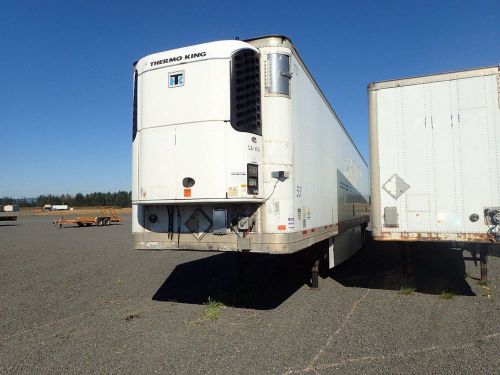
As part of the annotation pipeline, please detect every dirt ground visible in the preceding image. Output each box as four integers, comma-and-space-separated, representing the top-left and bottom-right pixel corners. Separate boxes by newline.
0, 215, 498, 374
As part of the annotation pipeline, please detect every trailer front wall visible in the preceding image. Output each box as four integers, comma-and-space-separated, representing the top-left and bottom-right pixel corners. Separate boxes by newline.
370, 67, 500, 241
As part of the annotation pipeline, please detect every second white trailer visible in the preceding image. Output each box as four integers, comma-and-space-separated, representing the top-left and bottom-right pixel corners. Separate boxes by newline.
369, 65, 500, 244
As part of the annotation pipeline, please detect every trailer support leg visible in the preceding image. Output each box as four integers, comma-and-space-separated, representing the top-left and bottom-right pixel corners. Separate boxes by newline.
470, 245, 478, 266
400, 242, 411, 276
479, 244, 488, 281
311, 248, 320, 289
236, 252, 245, 285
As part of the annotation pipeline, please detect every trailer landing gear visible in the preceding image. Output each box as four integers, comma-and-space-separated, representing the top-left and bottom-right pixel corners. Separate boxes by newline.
311, 256, 320, 289
400, 242, 412, 277
236, 252, 246, 285
479, 244, 488, 281
469, 243, 488, 281
310, 246, 324, 289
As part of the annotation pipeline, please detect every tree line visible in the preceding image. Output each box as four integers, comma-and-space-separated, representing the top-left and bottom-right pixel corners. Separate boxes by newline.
0, 191, 131, 208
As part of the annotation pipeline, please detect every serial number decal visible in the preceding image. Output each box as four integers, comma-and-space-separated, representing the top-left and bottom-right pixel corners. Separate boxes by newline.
296, 185, 302, 197
248, 145, 261, 152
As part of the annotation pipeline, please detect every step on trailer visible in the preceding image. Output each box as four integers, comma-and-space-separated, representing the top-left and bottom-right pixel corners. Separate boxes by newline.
368, 65, 500, 280
132, 35, 370, 287
53, 208, 122, 228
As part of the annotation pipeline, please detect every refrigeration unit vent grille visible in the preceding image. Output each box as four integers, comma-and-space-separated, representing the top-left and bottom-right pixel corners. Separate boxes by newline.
230, 49, 262, 135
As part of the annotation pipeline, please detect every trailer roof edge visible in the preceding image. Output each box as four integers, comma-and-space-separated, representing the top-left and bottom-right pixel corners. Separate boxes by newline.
244, 34, 293, 44
368, 65, 500, 91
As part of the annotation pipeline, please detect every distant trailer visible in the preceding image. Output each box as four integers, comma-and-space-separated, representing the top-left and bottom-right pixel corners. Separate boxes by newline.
368, 65, 500, 278
0, 206, 19, 221
53, 208, 122, 228
54, 216, 112, 228
51, 205, 69, 211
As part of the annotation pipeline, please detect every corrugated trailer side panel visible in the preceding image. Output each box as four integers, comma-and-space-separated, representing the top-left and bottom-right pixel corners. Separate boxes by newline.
369, 66, 500, 241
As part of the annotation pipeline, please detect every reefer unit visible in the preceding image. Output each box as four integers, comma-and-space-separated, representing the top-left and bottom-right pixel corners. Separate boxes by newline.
132, 35, 369, 266
369, 66, 500, 243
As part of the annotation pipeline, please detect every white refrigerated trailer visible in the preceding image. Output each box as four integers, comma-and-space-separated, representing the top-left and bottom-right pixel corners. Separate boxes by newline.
132, 35, 370, 283
368, 65, 500, 277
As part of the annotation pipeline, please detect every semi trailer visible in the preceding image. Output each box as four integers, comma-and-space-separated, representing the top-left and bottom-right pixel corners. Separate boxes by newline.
0, 205, 18, 222
368, 65, 500, 278
132, 35, 370, 283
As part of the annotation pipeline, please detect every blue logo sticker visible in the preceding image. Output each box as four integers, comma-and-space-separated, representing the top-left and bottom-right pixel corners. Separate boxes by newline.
168, 71, 184, 88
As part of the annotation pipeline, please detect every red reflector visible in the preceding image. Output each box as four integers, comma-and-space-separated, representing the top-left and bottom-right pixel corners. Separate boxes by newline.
184, 188, 191, 197
302, 230, 308, 235
277, 225, 286, 231
312, 228, 316, 233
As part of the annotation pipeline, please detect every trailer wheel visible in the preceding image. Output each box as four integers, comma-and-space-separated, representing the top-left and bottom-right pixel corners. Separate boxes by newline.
97, 219, 104, 226
104, 218, 111, 226
77, 222, 83, 227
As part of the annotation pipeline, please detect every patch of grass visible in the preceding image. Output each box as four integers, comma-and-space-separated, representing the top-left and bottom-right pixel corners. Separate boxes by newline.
125, 312, 142, 321
400, 286, 416, 296
202, 297, 225, 320
440, 290, 456, 300
481, 290, 492, 298
115, 279, 125, 285
478, 280, 492, 299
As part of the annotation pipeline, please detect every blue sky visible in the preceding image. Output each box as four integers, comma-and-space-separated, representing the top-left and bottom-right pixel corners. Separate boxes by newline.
1, 0, 499, 198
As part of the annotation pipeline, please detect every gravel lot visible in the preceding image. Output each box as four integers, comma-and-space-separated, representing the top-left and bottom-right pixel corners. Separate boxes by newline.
1, 215, 499, 374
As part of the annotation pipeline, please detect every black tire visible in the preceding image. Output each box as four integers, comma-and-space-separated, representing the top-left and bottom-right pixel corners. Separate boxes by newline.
97, 219, 104, 226
104, 218, 111, 226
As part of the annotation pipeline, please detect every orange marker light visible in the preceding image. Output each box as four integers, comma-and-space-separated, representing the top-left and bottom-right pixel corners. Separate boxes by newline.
277, 225, 286, 231
184, 188, 191, 197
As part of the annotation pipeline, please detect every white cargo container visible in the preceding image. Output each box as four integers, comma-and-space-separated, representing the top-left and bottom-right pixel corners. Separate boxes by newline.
51, 205, 69, 211
132, 35, 370, 274
369, 65, 500, 243
3, 205, 20, 212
